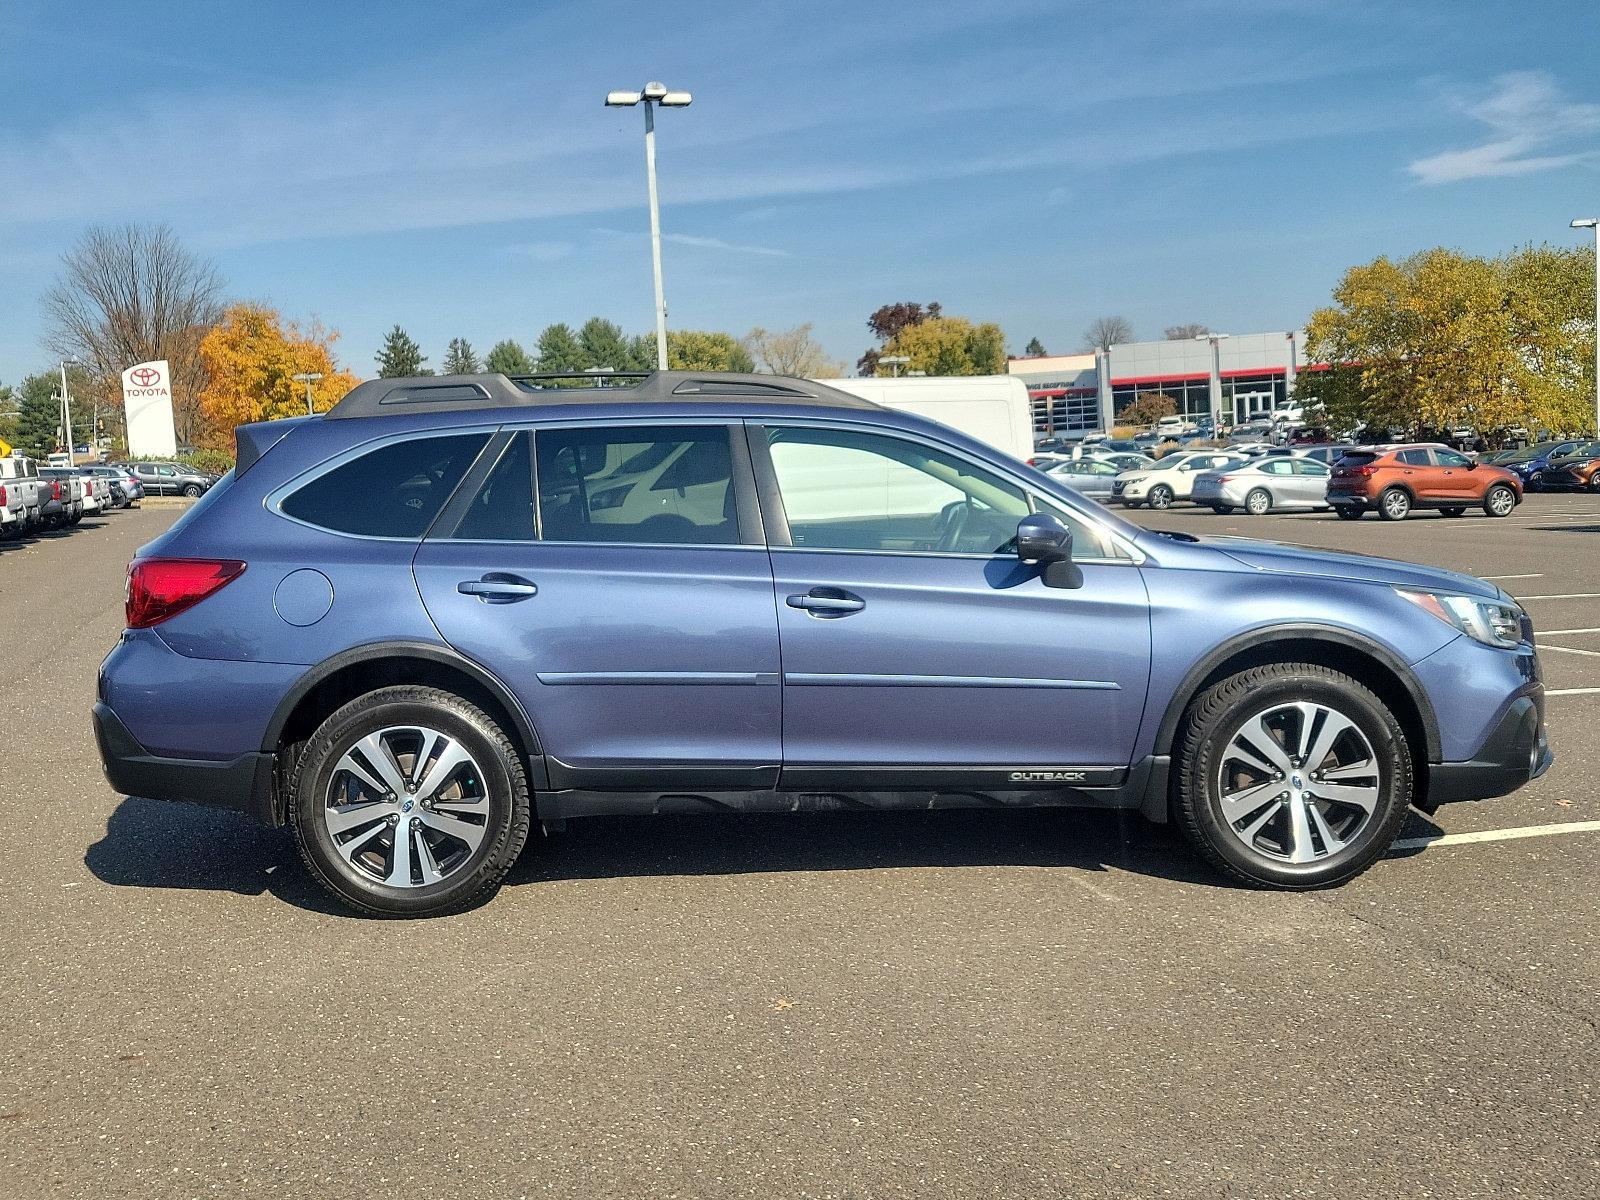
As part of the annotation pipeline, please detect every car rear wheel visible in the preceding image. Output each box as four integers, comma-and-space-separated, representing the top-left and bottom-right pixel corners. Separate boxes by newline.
1378, 487, 1411, 521
1147, 484, 1175, 509
1483, 484, 1516, 517
289, 685, 531, 917
1173, 663, 1412, 889
182, 484, 202, 498
1333, 505, 1365, 520
1441, 506, 1465, 517
1244, 488, 1272, 516
1211, 505, 1234, 515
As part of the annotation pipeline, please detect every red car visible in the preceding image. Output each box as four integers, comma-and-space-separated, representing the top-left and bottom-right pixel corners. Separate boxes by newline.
1328, 443, 1521, 521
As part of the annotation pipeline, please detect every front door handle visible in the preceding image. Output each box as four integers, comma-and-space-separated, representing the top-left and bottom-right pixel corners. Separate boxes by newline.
458, 573, 538, 603
786, 587, 865, 617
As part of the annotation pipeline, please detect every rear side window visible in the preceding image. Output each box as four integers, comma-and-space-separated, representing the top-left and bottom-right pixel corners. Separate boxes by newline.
1397, 449, 1432, 466
281, 433, 489, 538
535, 426, 738, 545
452, 433, 535, 541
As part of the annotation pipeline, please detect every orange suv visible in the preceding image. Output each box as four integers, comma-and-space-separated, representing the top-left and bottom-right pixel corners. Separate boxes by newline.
1328, 444, 1522, 521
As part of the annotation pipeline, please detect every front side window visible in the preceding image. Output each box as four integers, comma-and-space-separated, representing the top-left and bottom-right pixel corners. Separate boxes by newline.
281, 433, 490, 538
1436, 450, 1471, 468
535, 426, 738, 545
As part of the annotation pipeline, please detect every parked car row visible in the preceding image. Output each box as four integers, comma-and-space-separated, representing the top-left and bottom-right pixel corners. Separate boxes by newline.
1041, 439, 1589, 521
1479, 439, 1600, 492
0, 457, 220, 542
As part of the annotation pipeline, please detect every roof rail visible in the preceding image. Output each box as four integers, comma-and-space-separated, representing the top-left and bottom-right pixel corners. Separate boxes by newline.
324, 370, 879, 420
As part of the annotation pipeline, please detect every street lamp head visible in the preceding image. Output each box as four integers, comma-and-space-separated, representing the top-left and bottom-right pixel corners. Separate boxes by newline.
291, 372, 323, 383
642, 81, 668, 100
1573, 218, 1599, 229
605, 90, 642, 107
659, 91, 692, 107
878, 355, 910, 365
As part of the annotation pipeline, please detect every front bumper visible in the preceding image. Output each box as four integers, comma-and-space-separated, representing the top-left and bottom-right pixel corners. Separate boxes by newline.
1425, 693, 1552, 807
93, 701, 281, 825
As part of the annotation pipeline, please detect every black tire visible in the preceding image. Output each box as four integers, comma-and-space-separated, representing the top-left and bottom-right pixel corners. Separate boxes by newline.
1482, 484, 1516, 517
1333, 505, 1365, 520
1244, 488, 1272, 516
1440, 506, 1465, 517
1173, 662, 1413, 889
182, 484, 202, 498
289, 685, 531, 917
1147, 484, 1175, 510
1211, 505, 1234, 515
1377, 487, 1411, 521
1525, 471, 1543, 492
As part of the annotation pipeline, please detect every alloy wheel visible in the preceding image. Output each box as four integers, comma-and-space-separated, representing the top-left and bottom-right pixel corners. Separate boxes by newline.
1245, 488, 1272, 515
1381, 490, 1410, 520
322, 725, 490, 887
1214, 701, 1381, 865
1485, 486, 1515, 516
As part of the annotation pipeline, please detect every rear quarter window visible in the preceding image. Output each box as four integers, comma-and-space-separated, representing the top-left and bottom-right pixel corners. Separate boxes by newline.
280, 433, 490, 538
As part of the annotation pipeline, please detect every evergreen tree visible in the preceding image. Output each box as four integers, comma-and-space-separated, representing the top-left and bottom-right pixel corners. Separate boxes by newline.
1024, 336, 1047, 356
376, 325, 428, 377
484, 339, 534, 376
442, 337, 480, 375
577, 318, 641, 372
14, 372, 69, 457
535, 323, 586, 373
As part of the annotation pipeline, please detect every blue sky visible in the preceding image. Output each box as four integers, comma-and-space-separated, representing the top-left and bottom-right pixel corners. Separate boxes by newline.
1, 0, 1597, 381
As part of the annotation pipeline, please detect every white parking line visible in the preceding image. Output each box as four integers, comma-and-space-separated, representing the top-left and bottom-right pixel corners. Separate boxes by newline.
1548, 687, 1600, 696
1391, 820, 1600, 853
1481, 573, 1543, 580
1540, 627, 1600, 635
1517, 593, 1600, 601
1540, 644, 1600, 657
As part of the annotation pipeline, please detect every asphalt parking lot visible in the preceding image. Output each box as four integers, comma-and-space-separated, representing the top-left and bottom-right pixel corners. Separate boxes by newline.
3, 497, 1597, 1199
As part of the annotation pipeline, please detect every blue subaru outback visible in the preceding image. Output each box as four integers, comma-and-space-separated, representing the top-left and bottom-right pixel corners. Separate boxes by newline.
95, 372, 1552, 915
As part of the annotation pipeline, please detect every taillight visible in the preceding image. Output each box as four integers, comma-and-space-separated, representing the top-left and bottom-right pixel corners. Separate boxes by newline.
1216, 475, 1236, 484
126, 559, 246, 629
0, 486, 7, 506
51, 480, 62, 500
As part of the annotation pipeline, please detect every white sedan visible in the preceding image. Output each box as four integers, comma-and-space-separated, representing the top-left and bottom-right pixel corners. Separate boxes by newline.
1111, 451, 1244, 509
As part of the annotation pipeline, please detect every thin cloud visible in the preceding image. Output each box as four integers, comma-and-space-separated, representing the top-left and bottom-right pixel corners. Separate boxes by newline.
1408, 71, 1600, 184
663, 232, 791, 258
503, 241, 575, 262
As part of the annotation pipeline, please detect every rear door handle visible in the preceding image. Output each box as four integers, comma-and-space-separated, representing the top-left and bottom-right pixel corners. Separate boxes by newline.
458, 574, 538, 603
786, 587, 865, 617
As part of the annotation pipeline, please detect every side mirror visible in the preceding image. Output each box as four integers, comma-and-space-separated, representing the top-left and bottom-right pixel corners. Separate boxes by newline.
1016, 513, 1083, 590
1466, 461, 1478, 470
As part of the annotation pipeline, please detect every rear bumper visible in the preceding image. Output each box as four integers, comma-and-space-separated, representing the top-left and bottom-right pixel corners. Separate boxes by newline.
93, 701, 280, 825
1425, 693, 1552, 807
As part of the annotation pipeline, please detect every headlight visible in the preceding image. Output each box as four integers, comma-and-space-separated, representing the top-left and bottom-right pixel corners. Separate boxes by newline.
1396, 589, 1524, 649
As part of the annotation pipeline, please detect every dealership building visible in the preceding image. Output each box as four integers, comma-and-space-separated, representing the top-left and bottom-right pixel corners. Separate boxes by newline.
1007, 330, 1319, 436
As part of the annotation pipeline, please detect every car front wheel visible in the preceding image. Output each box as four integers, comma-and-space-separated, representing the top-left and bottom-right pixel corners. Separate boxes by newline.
1483, 484, 1516, 517
182, 484, 202, 498
289, 685, 531, 917
1244, 488, 1272, 515
1173, 663, 1413, 889
1147, 484, 1175, 509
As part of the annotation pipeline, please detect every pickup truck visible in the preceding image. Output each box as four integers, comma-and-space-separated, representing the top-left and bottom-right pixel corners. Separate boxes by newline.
0, 456, 50, 536
35, 468, 86, 528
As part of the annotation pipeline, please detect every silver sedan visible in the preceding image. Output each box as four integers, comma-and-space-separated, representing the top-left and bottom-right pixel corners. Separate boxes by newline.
1191, 455, 1332, 515
1047, 457, 1121, 500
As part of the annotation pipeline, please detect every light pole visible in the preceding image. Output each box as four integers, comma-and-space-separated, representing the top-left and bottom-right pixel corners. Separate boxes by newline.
606, 81, 692, 371
1194, 333, 1230, 426
1573, 218, 1599, 435
878, 355, 910, 378
58, 357, 77, 462
291, 372, 322, 415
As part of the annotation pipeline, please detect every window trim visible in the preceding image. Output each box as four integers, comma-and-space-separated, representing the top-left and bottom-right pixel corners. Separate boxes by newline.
747, 418, 1143, 565
266, 425, 500, 543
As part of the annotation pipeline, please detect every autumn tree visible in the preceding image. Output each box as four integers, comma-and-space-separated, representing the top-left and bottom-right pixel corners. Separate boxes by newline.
665, 330, 755, 372
1024, 337, 1047, 357
1120, 391, 1179, 428
858, 301, 943, 374
1305, 244, 1597, 439
443, 337, 480, 374
881, 316, 1007, 377
198, 303, 360, 447
1083, 316, 1134, 352
484, 340, 534, 376
376, 326, 428, 377
42, 223, 224, 446
1164, 323, 1210, 340
744, 323, 843, 377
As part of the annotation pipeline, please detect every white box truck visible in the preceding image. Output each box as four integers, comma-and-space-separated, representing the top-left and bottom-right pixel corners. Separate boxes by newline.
819, 375, 1034, 463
